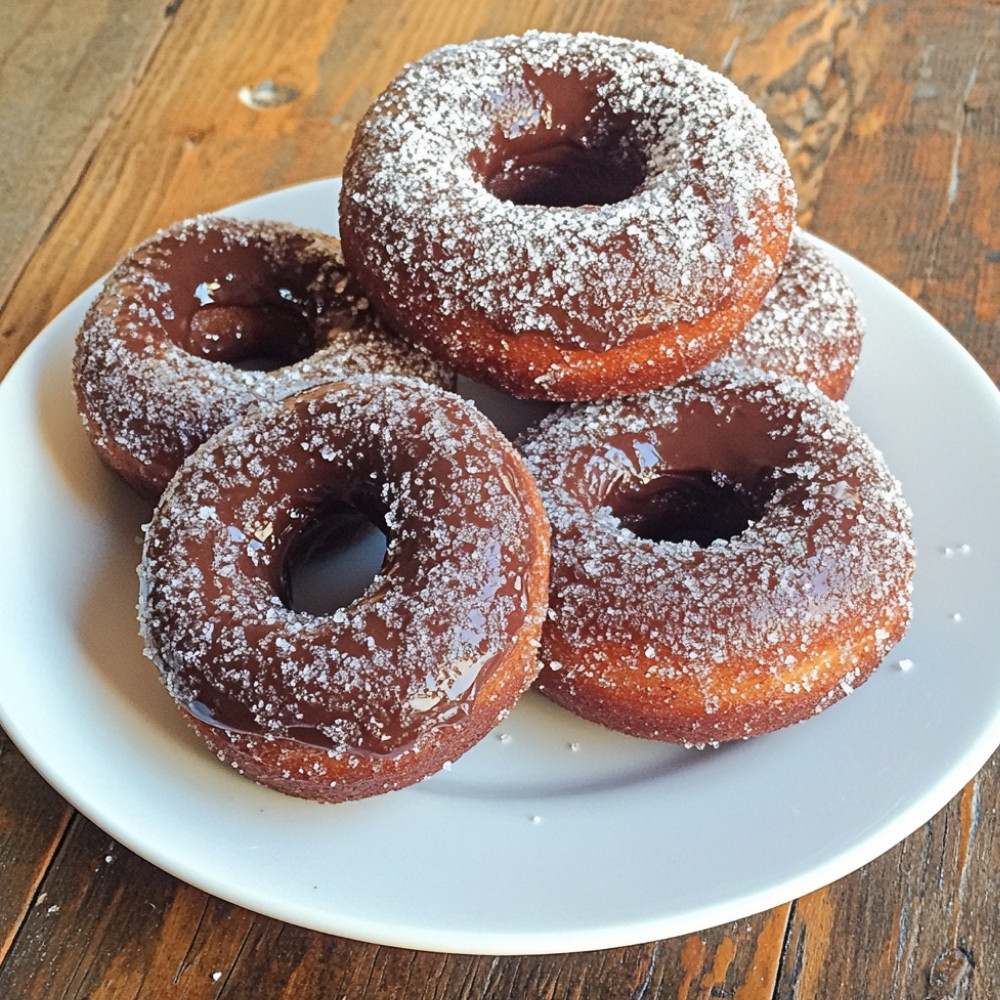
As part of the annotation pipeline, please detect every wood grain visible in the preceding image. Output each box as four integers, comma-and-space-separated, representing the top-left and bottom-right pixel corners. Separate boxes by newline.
811, 0, 1000, 375
0, 0, 170, 310
722, 0, 881, 226
2, 0, 999, 996
0, 731, 72, 964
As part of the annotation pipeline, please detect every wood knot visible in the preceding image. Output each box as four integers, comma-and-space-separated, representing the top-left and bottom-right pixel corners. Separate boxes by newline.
238, 80, 299, 110
926, 946, 974, 1000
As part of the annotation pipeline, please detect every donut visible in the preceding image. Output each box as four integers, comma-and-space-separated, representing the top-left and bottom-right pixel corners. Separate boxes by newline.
339, 30, 796, 401
518, 363, 914, 745
718, 228, 864, 399
73, 216, 450, 499
138, 375, 550, 802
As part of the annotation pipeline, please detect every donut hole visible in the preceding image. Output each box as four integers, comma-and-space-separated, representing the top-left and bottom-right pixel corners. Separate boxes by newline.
484, 140, 645, 208
476, 71, 646, 208
186, 302, 319, 371
609, 468, 778, 547
595, 398, 798, 547
152, 228, 327, 370
280, 498, 389, 616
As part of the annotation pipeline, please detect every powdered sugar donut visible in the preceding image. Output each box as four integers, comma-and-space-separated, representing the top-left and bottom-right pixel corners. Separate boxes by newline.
519, 363, 914, 745
340, 30, 796, 401
719, 228, 864, 399
73, 216, 450, 498
138, 376, 550, 802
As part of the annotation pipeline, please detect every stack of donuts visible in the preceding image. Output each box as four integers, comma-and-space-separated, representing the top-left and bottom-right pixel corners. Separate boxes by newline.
73, 30, 914, 801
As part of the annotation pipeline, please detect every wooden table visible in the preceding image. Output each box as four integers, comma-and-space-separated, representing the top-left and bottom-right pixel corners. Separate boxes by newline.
2, 1, 999, 996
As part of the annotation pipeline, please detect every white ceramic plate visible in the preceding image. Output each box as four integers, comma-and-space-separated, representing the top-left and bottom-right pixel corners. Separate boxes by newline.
2, 178, 1000, 956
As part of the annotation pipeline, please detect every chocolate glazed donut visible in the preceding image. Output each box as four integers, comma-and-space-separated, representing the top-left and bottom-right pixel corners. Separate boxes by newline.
340, 31, 796, 401
73, 216, 449, 498
519, 363, 915, 745
138, 375, 550, 802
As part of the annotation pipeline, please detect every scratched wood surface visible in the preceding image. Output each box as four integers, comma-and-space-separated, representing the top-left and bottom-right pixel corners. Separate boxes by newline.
1, 0, 999, 996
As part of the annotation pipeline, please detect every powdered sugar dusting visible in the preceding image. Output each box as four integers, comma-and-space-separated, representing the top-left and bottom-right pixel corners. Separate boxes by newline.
519, 362, 915, 743
720, 228, 864, 399
73, 216, 450, 497
137, 376, 549, 797
340, 30, 795, 359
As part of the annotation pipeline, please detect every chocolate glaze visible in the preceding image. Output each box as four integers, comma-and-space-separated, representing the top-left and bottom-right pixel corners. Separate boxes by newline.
73, 217, 452, 499
473, 69, 645, 208
557, 393, 856, 562
519, 363, 914, 744
142, 227, 352, 368
571, 398, 858, 617
139, 377, 550, 767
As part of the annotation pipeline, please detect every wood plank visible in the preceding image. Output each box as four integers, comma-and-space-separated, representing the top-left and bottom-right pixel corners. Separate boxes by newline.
722, 0, 881, 225
0, 813, 257, 998
810, 0, 1000, 375
0, 0, 173, 309
0, 732, 72, 964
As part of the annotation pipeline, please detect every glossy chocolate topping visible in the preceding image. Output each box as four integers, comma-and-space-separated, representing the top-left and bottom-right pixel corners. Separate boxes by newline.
139, 376, 550, 759
145, 224, 381, 372
473, 69, 645, 208
519, 363, 915, 743
579, 398, 791, 534
73, 217, 451, 497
